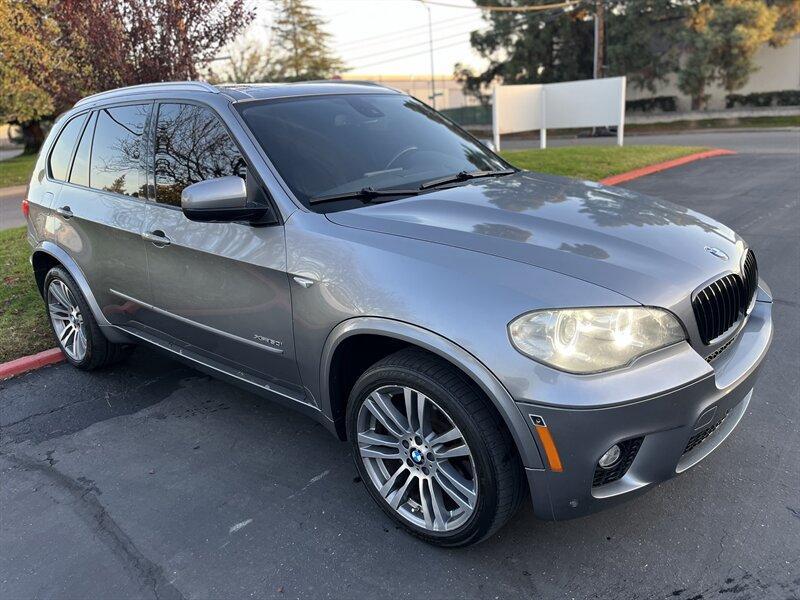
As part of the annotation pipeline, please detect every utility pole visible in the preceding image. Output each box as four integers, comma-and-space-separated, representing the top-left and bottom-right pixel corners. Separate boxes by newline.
420, 0, 437, 109
593, 0, 605, 79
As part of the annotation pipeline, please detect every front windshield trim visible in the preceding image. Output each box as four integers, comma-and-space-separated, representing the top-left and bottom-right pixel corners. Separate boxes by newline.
233, 93, 516, 214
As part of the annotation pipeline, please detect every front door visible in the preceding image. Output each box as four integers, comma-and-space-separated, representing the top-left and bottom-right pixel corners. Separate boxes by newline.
141, 102, 302, 394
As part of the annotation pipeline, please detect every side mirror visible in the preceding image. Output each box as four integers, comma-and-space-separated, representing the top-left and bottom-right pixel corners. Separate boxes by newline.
181, 176, 269, 223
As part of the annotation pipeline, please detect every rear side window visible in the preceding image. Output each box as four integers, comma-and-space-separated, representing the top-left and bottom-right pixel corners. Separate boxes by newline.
49, 113, 88, 181
90, 104, 150, 198
154, 103, 245, 206
69, 111, 97, 188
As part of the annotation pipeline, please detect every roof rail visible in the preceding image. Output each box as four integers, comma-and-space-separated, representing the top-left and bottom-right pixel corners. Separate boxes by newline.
300, 79, 388, 88
74, 81, 219, 107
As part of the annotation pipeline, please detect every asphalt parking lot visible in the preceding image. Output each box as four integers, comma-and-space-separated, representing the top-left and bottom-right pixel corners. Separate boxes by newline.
1, 133, 798, 599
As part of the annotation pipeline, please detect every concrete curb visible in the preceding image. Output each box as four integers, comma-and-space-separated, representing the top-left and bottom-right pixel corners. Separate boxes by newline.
0, 348, 64, 380
599, 149, 736, 186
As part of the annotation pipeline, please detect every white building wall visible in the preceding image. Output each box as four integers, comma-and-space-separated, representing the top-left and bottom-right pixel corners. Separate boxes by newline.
627, 36, 800, 111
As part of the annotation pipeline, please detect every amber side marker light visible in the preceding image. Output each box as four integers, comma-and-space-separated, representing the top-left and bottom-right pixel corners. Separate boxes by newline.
21, 198, 30, 218
531, 415, 564, 472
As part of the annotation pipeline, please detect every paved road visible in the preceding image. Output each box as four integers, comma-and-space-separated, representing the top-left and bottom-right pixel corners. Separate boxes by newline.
1, 135, 798, 599
0, 185, 27, 230
0, 148, 23, 161
500, 127, 800, 154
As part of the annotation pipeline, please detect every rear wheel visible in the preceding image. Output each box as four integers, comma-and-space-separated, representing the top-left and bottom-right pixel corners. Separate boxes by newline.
44, 267, 131, 370
347, 348, 524, 547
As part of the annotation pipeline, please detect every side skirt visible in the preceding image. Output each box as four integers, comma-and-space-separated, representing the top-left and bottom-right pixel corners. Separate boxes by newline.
116, 324, 338, 436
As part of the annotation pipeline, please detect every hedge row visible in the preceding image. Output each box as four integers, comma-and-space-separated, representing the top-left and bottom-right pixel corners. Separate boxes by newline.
439, 105, 493, 126
625, 96, 677, 113
726, 90, 800, 108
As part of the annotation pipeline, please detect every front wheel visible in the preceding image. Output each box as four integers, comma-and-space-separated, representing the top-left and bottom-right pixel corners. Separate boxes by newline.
43, 266, 132, 370
347, 348, 525, 547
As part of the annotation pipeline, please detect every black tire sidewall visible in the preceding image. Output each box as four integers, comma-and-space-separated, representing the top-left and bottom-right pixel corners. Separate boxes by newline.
347, 361, 502, 547
43, 267, 97, 369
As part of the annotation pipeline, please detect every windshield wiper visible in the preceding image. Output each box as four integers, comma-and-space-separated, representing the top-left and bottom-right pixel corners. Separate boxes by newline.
419, 169, 515, 190
309, 186, 421, 205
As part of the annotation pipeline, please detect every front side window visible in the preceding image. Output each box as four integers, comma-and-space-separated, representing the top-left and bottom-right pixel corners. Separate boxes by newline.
154, 103, 246, 206
237, 94, 508, 209
49, 113, 88, 181
90, 104, 150, 198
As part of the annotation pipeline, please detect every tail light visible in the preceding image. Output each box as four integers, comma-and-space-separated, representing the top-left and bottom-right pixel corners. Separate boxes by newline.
21, 197, 30, 218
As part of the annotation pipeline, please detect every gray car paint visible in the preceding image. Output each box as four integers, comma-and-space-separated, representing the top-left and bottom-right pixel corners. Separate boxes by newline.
26, 82, 773, 522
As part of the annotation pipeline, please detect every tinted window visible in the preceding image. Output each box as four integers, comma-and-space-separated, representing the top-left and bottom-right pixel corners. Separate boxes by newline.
49, 113, 88, 181
155, 103, 246, 206
69, 112, 96, 188
91, 104, 150, 197
237, 94, 507, 208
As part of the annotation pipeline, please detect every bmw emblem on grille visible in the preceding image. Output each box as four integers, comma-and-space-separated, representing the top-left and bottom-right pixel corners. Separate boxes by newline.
704, 246, 729, 261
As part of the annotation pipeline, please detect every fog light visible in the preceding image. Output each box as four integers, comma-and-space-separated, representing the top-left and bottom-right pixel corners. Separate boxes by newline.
598, 444, 621, 469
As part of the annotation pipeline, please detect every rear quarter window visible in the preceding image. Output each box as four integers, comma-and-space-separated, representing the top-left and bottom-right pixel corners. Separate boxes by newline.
48, 113, 88, 181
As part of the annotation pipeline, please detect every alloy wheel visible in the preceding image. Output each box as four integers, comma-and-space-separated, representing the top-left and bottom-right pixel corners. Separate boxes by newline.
47, 279, 87, 361
356, 385, 478, 532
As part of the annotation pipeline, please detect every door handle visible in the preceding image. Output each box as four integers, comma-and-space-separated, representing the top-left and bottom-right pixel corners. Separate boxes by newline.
56, 206, 73, 219
142, 230, 171, 247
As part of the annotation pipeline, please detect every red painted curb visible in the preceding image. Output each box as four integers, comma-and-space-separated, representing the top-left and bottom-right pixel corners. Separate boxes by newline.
0, 348, 64, 380
599, 149, 736, 186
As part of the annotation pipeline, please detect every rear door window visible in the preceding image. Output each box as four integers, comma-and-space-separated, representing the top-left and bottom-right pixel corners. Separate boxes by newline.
69, 111, 97, 188
49, 113, 88, 181
154, 103, 246, 206
90, 104, 151, 198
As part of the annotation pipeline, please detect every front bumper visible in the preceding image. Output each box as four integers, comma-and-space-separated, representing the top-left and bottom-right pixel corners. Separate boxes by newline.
517, 297, 773, 520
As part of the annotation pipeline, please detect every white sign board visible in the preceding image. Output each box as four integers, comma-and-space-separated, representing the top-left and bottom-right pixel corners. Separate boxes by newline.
492, 76, 626, 150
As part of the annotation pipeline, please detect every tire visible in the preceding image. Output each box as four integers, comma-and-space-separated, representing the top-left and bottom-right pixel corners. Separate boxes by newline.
43, 266, 132, 370
346, 347, 525, 547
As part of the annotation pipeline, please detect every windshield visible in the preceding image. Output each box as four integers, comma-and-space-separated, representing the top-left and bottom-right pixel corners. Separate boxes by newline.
237, 93, 509, 209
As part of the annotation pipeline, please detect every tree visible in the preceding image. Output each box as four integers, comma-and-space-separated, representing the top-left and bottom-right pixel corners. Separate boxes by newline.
268, 0, 343, 81
460, 0, 799, 110
0, 0, 73, 152
2, 0, 254, 152
456, 0, 595, 102
605, 0, 685, 93
678, 0, 797, 109
214, 39, 278, 83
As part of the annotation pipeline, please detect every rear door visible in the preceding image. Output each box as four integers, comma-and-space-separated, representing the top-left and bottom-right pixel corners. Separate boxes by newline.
141, 102, 301, 393
53, 102, 153, 327
33, 111, 89, 238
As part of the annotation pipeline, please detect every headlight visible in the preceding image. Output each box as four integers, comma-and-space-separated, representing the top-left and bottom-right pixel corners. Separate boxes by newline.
508, 307, 686, 374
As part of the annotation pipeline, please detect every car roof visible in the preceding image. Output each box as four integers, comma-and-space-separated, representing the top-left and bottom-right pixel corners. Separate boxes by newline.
73, 80, 403, 108
219, 81, 403, 101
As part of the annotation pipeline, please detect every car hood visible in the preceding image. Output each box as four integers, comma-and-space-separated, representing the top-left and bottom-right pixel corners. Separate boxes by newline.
326, 171, 747, 307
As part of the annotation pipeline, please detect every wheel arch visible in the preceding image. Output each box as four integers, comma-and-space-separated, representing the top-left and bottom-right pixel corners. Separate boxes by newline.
320, 317, 544, 469
31, 241, 132, 344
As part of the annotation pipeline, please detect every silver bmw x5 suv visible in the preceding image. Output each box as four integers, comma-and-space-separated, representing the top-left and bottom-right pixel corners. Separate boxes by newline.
25, 81, 773, 547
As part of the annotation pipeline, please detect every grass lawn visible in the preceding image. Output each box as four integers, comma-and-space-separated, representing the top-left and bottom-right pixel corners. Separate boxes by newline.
0, 144, 713, 363
627, 114, 799, 134
499, 145, 707, 181
0, 227, 54, 363
0, 152, 37, 188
